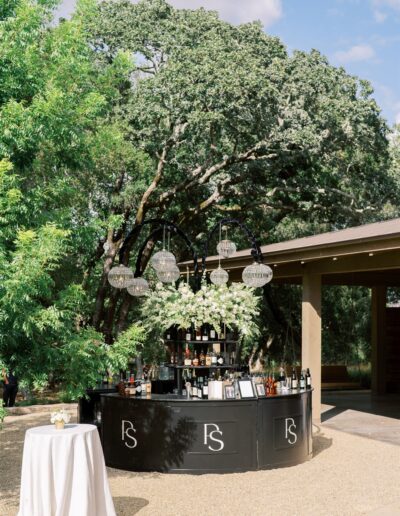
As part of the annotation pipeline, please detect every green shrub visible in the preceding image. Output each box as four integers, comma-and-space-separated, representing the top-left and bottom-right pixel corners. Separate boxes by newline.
0, 400, 7, 429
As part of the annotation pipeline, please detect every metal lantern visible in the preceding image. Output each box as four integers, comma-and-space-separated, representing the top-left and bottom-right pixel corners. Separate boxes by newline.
151, 249, 176, 271
217, 239, 237, 258
156, 264, 181, 283
210, 266, 229, 286
108, 264, 134, 289
242, 262, 273, 288
127, 277, 149, 297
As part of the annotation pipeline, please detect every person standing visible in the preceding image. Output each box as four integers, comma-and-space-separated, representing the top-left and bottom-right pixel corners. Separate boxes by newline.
2, 367, 18, 407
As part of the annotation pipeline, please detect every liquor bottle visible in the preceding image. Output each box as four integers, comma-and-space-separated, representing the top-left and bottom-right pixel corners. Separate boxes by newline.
192, 379, 198, 398
203, 377, 209, 399
184, 344, 192, 366
291, 368, 298, 390
217, 353, 224, 366
306, 368, 312, 389
211, 351, 218, 365
202, 324, 209, 341
185, 326, 192, 341
210, 326, 217, 341
199, 350, 206, 366
206, 350, 212, 366
300, 370, 306, 390
195, 326, 201, 341
278, 366, 285, 390
193, 353, 199, 367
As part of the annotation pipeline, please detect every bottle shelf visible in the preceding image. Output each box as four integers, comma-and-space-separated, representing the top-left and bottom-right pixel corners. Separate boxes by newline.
166, 364, 240, 369
164, 340, 238, 345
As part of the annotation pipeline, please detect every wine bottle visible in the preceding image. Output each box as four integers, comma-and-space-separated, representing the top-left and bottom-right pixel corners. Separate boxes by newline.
135, 380, 142, 396
210, 327, 217, 340
300, 370, 306, 390
217, 353, 224, 366
291, 368, 298, 390
306, 368, 312, 389
206, 350, 212, 366
192, 379, 198, 398
199, 350, 206, 366
203, 378, 209, 399
211, 351, 218, 365
185, 326, 192, 341
193, 353, 199, 367
166, 327, 172, 340
195, 326, 201, 341
197, 380, 203, 399
202, 324, 209, 341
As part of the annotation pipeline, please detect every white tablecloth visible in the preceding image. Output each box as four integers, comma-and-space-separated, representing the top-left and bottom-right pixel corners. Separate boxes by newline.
18, 424, 116, 516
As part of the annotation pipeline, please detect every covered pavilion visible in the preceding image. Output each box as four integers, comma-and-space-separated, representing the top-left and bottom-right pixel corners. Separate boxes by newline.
191, 217, 400, 422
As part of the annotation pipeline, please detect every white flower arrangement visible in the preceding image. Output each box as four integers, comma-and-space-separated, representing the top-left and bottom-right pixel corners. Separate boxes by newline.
141, 281, 261, 340
50, 409, 71, 424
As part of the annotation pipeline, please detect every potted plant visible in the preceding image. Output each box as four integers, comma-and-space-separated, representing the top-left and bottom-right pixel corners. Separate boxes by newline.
50, 409, 71, 430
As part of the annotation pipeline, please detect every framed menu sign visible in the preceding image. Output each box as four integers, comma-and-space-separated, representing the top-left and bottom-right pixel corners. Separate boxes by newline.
238, 379, 256, 399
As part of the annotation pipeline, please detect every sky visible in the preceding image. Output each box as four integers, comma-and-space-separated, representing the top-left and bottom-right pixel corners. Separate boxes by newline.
56, 0, 400, 126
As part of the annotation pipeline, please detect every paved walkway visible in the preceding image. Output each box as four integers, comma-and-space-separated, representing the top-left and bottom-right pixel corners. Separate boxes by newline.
322, 390, 400, 446
2, 397, 400, 515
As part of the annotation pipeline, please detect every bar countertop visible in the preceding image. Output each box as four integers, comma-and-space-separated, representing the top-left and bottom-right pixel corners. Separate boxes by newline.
101, 390, 311, 403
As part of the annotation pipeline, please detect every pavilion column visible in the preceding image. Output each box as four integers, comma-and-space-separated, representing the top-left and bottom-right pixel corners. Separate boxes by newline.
371, 286, 387, 395
302, 273, 322, 423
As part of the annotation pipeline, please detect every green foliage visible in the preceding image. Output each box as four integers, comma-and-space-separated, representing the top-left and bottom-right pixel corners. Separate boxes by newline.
0, 400, 7, 429
107, 324, 146, 371
0, 0, 398, 387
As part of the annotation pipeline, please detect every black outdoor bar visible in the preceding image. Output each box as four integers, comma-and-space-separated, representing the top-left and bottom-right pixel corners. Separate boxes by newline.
80, 216, 314, 474
99, 389, 312, 473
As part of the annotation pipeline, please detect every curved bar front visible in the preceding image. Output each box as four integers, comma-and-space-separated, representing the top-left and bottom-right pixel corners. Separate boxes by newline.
101, 390, 312, 473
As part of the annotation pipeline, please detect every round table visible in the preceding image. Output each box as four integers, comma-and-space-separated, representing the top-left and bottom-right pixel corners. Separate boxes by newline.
18, 424, 116, 516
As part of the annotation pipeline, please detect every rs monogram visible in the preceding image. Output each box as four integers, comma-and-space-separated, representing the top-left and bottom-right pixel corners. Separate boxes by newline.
285, 417, 297, 445
204, 423, 224, 452
121, 419, 138, 449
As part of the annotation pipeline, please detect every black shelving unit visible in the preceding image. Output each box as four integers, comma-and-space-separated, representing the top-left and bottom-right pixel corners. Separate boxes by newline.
165, 338, 239, 394
166, 364, 239, 369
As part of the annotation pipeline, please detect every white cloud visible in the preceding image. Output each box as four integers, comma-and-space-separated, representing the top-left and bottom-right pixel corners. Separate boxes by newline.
168, 0, 283, 27
334, 44, 376, 63
56, 0, 283, 27
372, 0, 400, 10
373, 9, 387, 21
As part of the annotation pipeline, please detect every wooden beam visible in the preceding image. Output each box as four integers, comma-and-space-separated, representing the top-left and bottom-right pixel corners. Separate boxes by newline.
302, 274, 322, 423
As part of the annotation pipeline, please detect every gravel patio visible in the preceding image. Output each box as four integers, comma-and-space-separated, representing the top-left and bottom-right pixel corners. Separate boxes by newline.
1, 404, 400, 516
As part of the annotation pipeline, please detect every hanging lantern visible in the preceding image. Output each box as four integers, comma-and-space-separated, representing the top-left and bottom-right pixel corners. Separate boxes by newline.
242, 262, 273, 288
127, 277, 149, 297
217, 239, 237, 258
151, 249, 176, 271
157, 264, 181, 283
210, 266, 229, 286
108, 265, 134, 289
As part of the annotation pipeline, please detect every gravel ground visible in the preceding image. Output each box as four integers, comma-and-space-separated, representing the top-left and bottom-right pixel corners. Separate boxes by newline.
1, 411, 400, 516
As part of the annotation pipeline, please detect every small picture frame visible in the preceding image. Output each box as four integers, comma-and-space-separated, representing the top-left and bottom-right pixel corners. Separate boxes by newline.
255, 383, 266, 397
224, 385, 235, 399
238, 379, 256, 399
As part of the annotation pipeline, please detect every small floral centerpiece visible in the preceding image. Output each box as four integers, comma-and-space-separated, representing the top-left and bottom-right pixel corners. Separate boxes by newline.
50, 409, 71, 430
